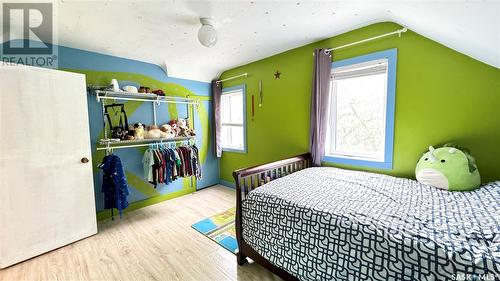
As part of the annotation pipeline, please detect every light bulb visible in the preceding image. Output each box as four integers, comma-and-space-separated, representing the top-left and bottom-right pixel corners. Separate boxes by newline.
198, 18, 217, 48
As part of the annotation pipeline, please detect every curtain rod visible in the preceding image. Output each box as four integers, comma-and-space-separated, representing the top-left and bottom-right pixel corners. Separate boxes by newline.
216, 73, 248, 84
317, 27, 408, 54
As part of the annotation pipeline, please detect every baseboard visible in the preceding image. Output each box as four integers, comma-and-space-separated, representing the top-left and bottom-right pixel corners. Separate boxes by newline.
219, 179, 235, 188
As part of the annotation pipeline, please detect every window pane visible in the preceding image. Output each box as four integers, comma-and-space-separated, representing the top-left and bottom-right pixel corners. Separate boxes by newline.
221, 90, 244, 125
330, 70, 387, 160
229, 93, 243, 124
220, 87, 246, 151
230, 126, 244, 149
221, 95, 231, 123
221, 125, 244, 150
221, 125, 231, 147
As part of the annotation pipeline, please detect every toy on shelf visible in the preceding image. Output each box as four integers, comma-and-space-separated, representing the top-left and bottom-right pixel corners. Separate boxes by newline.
145, 125, 168, 139
110, 121, 195, 141
125, 125, 135, 140
122, 85, 138, 93
168, 120, 181, 137
139, 86, 151, 93
178, 118, 196, 137
160, 124, 176, 138
152, 89, 165, 96
134, 123, 145, 140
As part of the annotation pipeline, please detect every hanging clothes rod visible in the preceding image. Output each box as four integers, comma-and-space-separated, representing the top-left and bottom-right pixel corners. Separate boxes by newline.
97, 143, 153, 151
96, 142, 189, 151
319, 27, 408, 54
97, 138, 195, 151
216, 73, 248, 84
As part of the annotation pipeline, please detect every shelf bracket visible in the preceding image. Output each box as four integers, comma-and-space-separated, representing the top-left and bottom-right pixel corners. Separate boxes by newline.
95, 90, 101, 103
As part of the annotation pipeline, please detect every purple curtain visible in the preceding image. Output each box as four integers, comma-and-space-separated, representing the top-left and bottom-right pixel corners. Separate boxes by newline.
309, 49, 332, 166
212, 79, 223, 157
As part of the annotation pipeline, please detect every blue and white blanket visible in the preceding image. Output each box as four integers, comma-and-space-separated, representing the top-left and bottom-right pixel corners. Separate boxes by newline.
242, 167, 500, 281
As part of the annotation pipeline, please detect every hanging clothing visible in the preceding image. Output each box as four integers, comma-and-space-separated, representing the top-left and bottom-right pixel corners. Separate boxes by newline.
99, 154, 130, 218
163, 149, 173, 185
142, 149, 154, 182
142, 145, 202, 187
192, 145, 202, 180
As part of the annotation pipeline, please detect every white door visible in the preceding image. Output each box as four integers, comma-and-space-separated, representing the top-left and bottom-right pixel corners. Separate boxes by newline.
0, 65, 97, 268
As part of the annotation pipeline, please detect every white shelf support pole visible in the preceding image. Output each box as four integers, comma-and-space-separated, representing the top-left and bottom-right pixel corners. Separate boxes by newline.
101, 99, 108, 140
153, 102, 157, 126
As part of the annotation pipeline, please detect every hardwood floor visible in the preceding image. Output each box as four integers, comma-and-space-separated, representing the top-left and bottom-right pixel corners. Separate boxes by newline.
0, 185, 281, 281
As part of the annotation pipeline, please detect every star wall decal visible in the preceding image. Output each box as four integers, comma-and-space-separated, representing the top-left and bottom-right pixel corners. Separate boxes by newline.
274, 70, 281, 79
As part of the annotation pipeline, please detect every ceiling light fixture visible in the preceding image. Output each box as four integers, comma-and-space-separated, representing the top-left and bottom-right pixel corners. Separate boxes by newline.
198, 18, 217, 48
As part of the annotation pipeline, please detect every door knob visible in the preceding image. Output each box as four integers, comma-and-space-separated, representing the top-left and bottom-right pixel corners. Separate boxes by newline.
81, 157, 89, 163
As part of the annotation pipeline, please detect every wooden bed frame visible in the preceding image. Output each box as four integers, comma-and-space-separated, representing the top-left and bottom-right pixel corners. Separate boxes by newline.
232, 153, 312, 281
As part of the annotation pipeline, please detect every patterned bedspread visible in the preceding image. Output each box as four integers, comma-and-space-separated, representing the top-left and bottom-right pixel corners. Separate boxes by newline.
242, 167, 500, 281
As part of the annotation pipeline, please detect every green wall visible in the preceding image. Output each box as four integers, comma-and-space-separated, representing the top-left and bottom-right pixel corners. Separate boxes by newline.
219, 22, 500, 184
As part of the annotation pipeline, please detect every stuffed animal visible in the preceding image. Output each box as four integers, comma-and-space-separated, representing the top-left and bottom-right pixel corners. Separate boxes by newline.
415, 144, 481, 191
177, 118, 196, 137
145, 125, 165, 139
160, 124, 176, 139
149, 124, 169, 139
168, 120, 180, 136
133, 123, 145, 140
125, 125, 135, 140
178, 118, 187, 128
179, 126, 196, 137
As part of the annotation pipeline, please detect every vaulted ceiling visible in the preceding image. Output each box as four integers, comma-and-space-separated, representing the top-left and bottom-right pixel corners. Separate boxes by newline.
58, 0, 500, 82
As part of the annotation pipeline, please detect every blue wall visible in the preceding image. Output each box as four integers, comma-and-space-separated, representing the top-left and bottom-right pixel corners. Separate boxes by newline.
2, 42, 219, 213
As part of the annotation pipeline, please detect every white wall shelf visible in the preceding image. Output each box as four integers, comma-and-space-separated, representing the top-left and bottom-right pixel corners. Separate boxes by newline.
93, 90, 199, 106
87, 87, 198, 151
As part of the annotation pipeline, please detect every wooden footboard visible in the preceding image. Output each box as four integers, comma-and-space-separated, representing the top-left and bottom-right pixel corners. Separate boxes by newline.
232, 153, 312, 281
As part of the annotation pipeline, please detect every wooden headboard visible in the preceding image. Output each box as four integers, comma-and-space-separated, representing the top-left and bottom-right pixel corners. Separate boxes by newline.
232, 153, 312, 197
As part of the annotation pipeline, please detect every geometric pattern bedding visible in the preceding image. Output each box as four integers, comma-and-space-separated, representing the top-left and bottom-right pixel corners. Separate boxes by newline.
242, 167, 500, 281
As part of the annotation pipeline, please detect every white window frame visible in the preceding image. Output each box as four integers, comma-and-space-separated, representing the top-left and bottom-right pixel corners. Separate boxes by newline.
323, 49, 397, 170
221, 84, 247, 153
326, 58, 388, 162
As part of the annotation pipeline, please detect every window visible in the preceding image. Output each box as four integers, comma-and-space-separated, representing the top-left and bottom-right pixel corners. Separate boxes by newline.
324, 49, 397, 169
221, 85, 246, 152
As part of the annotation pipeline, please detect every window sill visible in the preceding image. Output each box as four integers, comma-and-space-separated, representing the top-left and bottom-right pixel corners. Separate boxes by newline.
222, 147, 247, 154
322, 155, 392, 170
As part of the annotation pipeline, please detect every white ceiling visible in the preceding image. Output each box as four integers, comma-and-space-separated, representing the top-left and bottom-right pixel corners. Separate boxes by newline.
57, 0, 500, 82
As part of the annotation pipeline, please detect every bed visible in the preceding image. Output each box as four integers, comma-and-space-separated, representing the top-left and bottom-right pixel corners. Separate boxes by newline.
233, 153, 500, 281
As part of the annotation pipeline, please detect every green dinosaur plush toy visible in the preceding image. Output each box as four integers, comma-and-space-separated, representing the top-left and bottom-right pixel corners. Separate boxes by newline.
415, 144, 481, 191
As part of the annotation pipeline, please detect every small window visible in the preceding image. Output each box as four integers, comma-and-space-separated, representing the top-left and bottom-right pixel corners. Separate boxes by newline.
324, 49, 397, 169
221, 85, 246, 152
